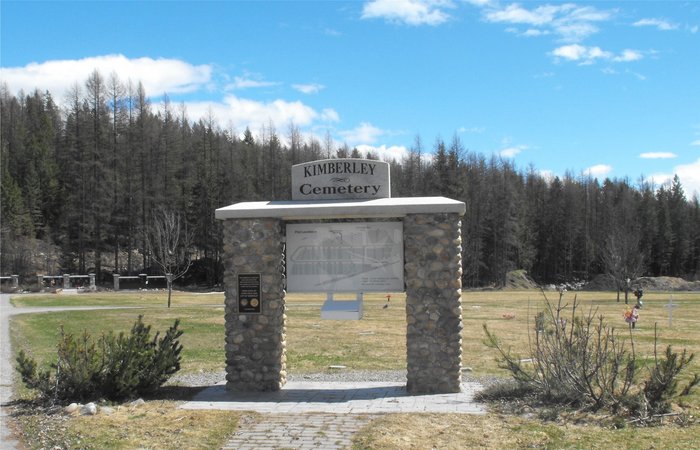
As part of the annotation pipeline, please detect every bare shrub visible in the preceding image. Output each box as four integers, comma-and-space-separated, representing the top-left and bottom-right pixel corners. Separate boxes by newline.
483, 290, 698, 423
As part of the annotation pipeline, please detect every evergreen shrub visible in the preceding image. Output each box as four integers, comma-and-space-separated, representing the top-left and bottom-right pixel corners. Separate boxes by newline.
16, 316, 183, 403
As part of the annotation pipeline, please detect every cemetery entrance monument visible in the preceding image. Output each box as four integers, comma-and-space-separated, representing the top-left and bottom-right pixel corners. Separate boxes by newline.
215, 158, 465, 394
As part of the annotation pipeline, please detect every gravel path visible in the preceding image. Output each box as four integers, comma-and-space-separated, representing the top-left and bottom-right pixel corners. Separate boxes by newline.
0, 295, 142, 449
1, 294, 21, 450
170, 369, 493, 387
169, 369, 410, 387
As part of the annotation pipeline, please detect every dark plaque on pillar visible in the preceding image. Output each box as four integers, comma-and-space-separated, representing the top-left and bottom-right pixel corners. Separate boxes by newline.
238, 273, 262, 314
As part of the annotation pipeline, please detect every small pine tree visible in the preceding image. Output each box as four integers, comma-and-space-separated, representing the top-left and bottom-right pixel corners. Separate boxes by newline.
16, 316, 183, 403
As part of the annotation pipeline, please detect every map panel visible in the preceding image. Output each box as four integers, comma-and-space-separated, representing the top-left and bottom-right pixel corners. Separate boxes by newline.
286, 222, 404, 292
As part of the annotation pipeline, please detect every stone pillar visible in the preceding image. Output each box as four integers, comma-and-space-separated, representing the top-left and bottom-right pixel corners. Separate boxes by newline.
11, 275, 19, 289
63, 274, 71, 289
113, 274, 120, 290
404, 213, 463, 394
37, 275, 43, 289
89, 273, 96, 290
223, 218, 286, 392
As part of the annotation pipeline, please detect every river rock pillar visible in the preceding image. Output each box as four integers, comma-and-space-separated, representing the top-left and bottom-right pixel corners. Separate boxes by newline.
404, 213, 463, 394
223, 218, 287, 391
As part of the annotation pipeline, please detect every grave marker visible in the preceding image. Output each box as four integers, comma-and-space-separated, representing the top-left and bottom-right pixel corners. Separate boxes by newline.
664, 295, 679, 327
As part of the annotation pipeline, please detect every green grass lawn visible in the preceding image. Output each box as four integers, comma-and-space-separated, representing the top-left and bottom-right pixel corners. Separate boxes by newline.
8, 289, 700, 449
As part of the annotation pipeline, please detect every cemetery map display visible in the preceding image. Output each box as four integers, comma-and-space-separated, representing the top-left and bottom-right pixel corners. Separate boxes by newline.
286, 222, 404, 292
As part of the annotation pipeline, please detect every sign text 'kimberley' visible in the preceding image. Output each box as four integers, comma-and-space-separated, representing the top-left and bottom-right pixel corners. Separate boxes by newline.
291, 159, 390, 201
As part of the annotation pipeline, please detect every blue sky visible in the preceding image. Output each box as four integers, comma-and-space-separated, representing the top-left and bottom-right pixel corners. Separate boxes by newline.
2, 1, 699, 196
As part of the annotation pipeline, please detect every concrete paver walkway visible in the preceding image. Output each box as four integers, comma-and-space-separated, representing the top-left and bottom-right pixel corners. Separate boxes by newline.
184, 380, 485, 449
183, 380, 485, 414
221, 413, 379, 450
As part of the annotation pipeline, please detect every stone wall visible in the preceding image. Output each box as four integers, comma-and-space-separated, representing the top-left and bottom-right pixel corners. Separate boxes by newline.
404, 213, 463, 393
222, 218, 287, 391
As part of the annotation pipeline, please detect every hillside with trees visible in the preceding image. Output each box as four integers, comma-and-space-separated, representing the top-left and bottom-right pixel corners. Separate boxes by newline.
2, 71, 699, 287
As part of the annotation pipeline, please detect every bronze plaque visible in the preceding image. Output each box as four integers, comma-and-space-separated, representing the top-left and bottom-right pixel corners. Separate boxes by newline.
238, 273, 261, 314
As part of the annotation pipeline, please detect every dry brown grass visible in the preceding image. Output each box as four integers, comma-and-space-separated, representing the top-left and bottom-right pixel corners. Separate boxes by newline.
286, 292, 407, 371
9, 289, 700, 448
14, 400, 244, 449
353, 412, 700, 449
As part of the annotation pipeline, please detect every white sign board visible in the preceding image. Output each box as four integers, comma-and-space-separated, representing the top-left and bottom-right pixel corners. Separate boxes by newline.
291, 159, 391, 201
286, 222, 404, 292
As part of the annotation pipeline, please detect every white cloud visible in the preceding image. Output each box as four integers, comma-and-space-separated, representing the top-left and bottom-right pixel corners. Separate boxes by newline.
539, 169, 555, 182
551, 44, 608, 62
185, 95, 338, 135
691, 139, 700, 146
0, 55, 344, 145
675, 158, 700, 198
227, 76, 279, 90
633, 18, 679, 31
640, 152, 677, 159
649, 159, 700, 198
320, 108, 340, 122
361, 0, 453, 26
464, 0, 492, 6
355, 144, 409, 161
499, 145, 527, 158
339, 122, 385, 145
627, 70, 647, 81
458, 126, 485, 133
615, 49, 643, 62
483, 3, 613, 42
647, 172, 671, 186
534, 71, 556, 78
551, 44, 643, 64
485, 3, 564, 26
584, 164, 613, 177
522, 28, 550, 37
0, 54, 211, 101
292, 83, 325, 94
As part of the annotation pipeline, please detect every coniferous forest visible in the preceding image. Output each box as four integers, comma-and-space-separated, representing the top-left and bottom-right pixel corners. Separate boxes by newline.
2, 71, 699, 287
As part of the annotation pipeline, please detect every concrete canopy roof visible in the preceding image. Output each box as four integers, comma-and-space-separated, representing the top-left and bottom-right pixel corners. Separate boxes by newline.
215, 197, 465, 221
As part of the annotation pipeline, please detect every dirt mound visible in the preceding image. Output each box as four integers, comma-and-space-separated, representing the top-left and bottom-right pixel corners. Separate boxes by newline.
582, 274, 617, 291
635, 276, 700, 291
583, 275, 700, 291
504, 270, 538, 290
